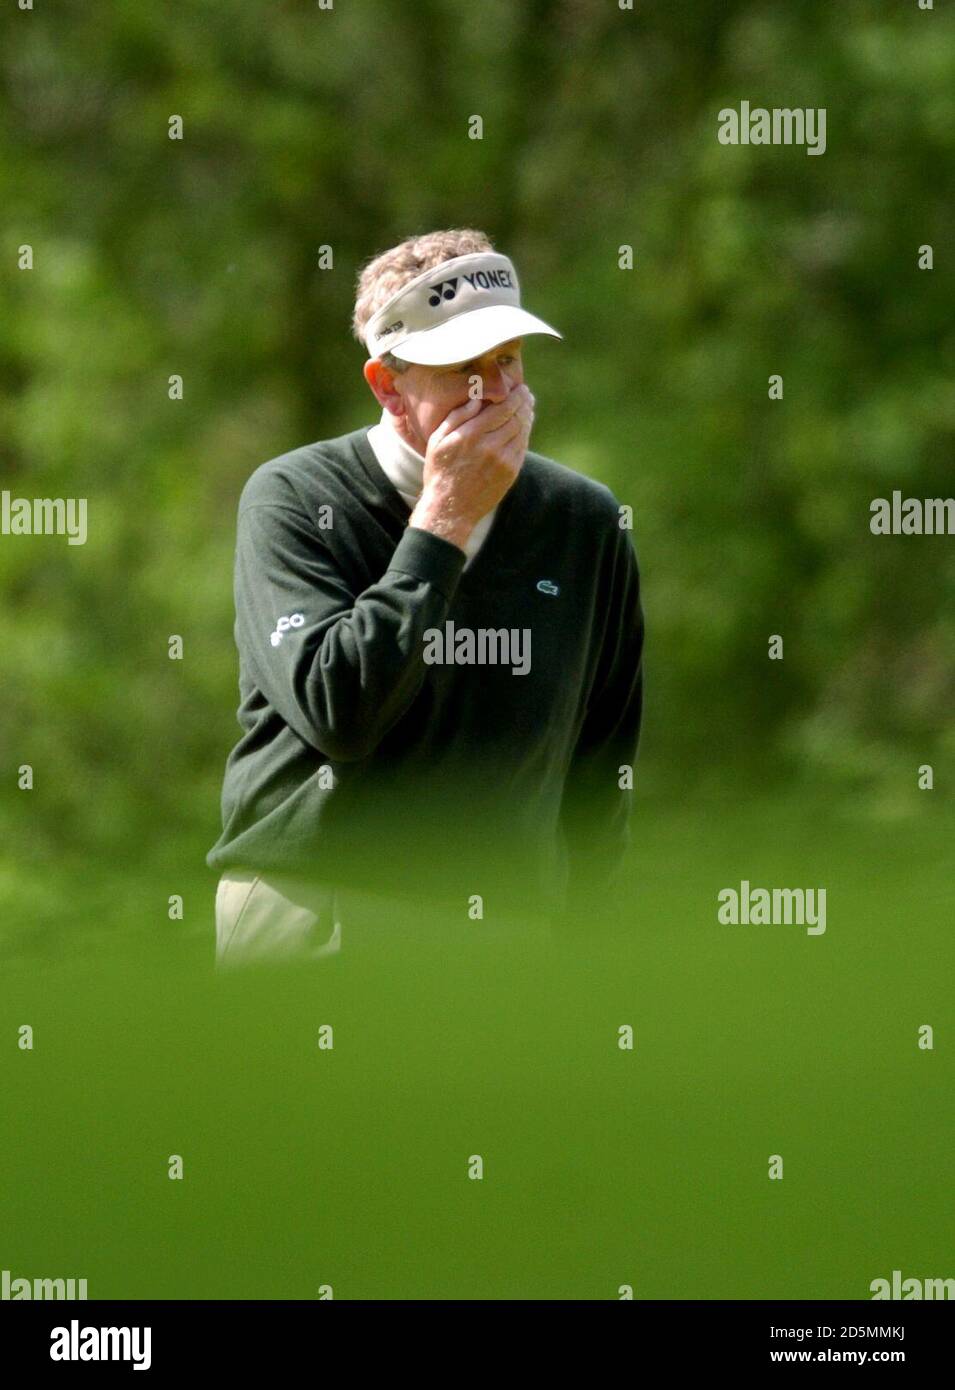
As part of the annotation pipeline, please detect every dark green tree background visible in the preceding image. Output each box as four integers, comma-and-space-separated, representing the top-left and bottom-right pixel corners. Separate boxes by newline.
1, 0, 952, 929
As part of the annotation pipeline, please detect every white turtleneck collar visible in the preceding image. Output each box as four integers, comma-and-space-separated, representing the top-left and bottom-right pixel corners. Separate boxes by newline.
366, 409, 426, 508
365, 408, 497, 566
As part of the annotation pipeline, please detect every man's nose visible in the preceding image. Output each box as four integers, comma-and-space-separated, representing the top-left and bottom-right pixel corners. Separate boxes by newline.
480, 367, 509, 401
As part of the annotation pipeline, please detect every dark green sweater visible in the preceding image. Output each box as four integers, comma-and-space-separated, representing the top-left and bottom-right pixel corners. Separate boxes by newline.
207, 426, 643, 921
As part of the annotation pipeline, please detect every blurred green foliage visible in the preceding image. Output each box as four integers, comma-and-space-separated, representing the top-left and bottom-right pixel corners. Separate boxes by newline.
1, 0, 953, 886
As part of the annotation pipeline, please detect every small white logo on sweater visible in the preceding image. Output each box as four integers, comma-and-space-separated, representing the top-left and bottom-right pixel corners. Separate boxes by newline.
536, 579, 559, 596
270, 613, 304, 647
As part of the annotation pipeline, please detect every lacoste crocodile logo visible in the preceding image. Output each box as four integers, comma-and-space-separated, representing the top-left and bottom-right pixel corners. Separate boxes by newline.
536, 579, 560, 597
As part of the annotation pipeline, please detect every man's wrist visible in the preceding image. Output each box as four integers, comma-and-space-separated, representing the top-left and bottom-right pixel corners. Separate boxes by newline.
409, 490, 473, 553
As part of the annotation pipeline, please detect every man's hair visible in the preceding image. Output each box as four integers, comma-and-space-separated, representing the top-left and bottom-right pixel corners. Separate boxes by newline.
352, 228, 494, 372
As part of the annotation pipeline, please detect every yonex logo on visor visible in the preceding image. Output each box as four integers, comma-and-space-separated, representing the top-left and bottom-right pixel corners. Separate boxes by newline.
426, 270, 514, 307
462, 268, 514, 290
428, 278, 459, 306
363, 251, 562, 366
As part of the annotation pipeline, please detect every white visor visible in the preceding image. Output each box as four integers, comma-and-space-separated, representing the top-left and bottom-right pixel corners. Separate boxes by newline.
363, 252, 562, 366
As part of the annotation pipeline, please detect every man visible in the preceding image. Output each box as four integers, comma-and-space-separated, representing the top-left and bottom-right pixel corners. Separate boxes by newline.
208, 229, 643, 966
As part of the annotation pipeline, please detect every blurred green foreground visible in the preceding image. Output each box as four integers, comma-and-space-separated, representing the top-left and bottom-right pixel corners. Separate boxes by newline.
1, 793, 951, 1300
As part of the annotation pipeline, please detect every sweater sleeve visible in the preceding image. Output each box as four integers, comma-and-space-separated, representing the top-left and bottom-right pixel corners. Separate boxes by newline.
234, 501, 466, 761
557, 520, 644, 923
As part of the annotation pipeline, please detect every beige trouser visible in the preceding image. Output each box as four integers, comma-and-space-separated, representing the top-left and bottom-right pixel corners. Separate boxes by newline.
215, 869, 342, 968
216, 867, 558, 967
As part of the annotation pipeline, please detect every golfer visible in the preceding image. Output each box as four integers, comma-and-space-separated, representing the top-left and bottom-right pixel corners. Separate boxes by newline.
207, 228, 644, 965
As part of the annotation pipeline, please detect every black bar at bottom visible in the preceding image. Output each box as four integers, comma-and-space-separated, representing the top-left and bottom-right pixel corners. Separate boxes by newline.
2, 1298, 951, 1373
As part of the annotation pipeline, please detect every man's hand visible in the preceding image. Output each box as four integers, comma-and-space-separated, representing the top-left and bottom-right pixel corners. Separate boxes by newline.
409, 383, 535, 552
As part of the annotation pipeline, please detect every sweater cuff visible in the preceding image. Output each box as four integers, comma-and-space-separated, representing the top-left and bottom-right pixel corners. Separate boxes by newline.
386, 525, 467, 601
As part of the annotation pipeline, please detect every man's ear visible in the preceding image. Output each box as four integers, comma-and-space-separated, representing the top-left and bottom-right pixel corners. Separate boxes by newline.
363, 358, 404, 418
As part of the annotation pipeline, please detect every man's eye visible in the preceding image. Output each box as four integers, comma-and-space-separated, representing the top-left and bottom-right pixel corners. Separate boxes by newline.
453, 354, 515, 377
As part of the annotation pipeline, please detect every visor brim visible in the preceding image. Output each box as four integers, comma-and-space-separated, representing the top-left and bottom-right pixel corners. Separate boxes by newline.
388, 305, 562, 366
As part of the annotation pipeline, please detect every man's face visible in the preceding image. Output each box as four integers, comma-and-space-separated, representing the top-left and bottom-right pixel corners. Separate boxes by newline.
366, 339, 525, 456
